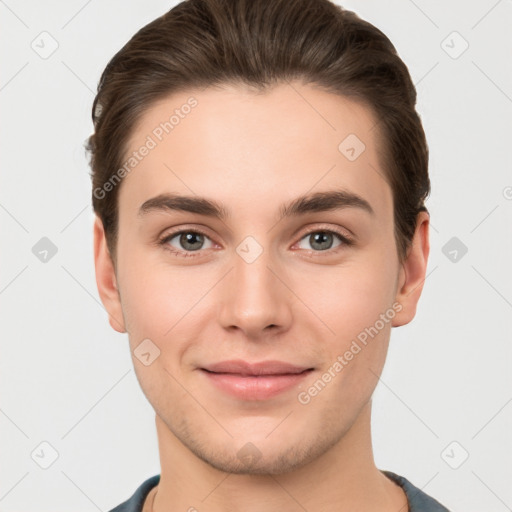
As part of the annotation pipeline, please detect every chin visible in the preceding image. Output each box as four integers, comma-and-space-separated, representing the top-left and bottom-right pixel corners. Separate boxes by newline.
195, 444, 318, 476
179, 422, 333, 476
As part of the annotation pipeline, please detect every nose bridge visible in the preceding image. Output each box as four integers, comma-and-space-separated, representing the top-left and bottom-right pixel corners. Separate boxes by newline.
218, 235, 291, 335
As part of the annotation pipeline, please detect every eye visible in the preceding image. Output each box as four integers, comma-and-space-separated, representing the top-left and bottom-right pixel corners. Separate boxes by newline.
159, 229, 214, 258
158, 226, 354, 259
294, 228, 353, 254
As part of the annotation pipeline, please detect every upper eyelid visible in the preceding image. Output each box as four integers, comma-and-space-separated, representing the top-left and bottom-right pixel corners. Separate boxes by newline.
160, 224, 353, 248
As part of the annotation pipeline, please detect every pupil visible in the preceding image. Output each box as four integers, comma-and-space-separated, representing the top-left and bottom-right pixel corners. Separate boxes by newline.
311, 232, 332, 250
182, 232, 203, 250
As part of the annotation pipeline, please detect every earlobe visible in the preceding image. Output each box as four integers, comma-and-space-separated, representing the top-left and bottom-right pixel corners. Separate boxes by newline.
93, 216, 127, 333
391, 211, 430, 328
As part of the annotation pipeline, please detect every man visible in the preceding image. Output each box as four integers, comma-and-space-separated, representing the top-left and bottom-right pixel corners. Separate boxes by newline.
87, 0, 451, 510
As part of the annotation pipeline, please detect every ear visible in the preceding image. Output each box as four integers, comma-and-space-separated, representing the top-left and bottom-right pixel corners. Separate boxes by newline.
93, 215, 126, 333
392, 211, 430, 327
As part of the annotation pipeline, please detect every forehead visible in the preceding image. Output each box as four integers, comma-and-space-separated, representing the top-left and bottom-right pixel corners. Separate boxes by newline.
118, 81, 392, 224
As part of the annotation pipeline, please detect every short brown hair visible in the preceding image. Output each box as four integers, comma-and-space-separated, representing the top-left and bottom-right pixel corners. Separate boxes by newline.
85, 0, 430, 266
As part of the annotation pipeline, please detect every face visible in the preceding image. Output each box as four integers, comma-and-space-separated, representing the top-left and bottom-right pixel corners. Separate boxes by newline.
94, 81, 429, 475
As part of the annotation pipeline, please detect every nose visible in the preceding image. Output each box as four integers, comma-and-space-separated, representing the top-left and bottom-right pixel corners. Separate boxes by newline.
218, 241, 293, 340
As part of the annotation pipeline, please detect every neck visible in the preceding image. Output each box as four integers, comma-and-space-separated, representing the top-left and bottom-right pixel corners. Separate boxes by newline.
150, 401, 408, 512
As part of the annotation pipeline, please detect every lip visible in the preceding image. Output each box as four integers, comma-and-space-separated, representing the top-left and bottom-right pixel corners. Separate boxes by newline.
199, 359, 314, 400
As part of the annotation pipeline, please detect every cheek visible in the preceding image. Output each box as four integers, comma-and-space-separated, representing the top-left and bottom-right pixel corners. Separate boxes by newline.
306, 255, 397, 338
298, 264, 397, 409
118, 230, 398, 346
117, 247, 212, 350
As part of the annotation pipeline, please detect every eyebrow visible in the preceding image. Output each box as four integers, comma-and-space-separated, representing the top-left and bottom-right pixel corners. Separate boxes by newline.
138, 188, 375, 221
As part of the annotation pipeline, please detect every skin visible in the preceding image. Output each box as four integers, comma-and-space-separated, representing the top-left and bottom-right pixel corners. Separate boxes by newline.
94, 81, 429, 512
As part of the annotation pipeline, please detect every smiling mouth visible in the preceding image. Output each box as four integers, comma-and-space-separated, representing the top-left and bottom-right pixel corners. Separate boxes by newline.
202, 368, 313, 376
200, 359, 314, 376
198, 358, 316, 400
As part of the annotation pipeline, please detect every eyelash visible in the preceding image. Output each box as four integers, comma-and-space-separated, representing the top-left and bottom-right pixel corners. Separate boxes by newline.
157, 226, 354, 259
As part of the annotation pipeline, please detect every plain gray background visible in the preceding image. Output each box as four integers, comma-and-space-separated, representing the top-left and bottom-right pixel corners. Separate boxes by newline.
1, 1, 511, 510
